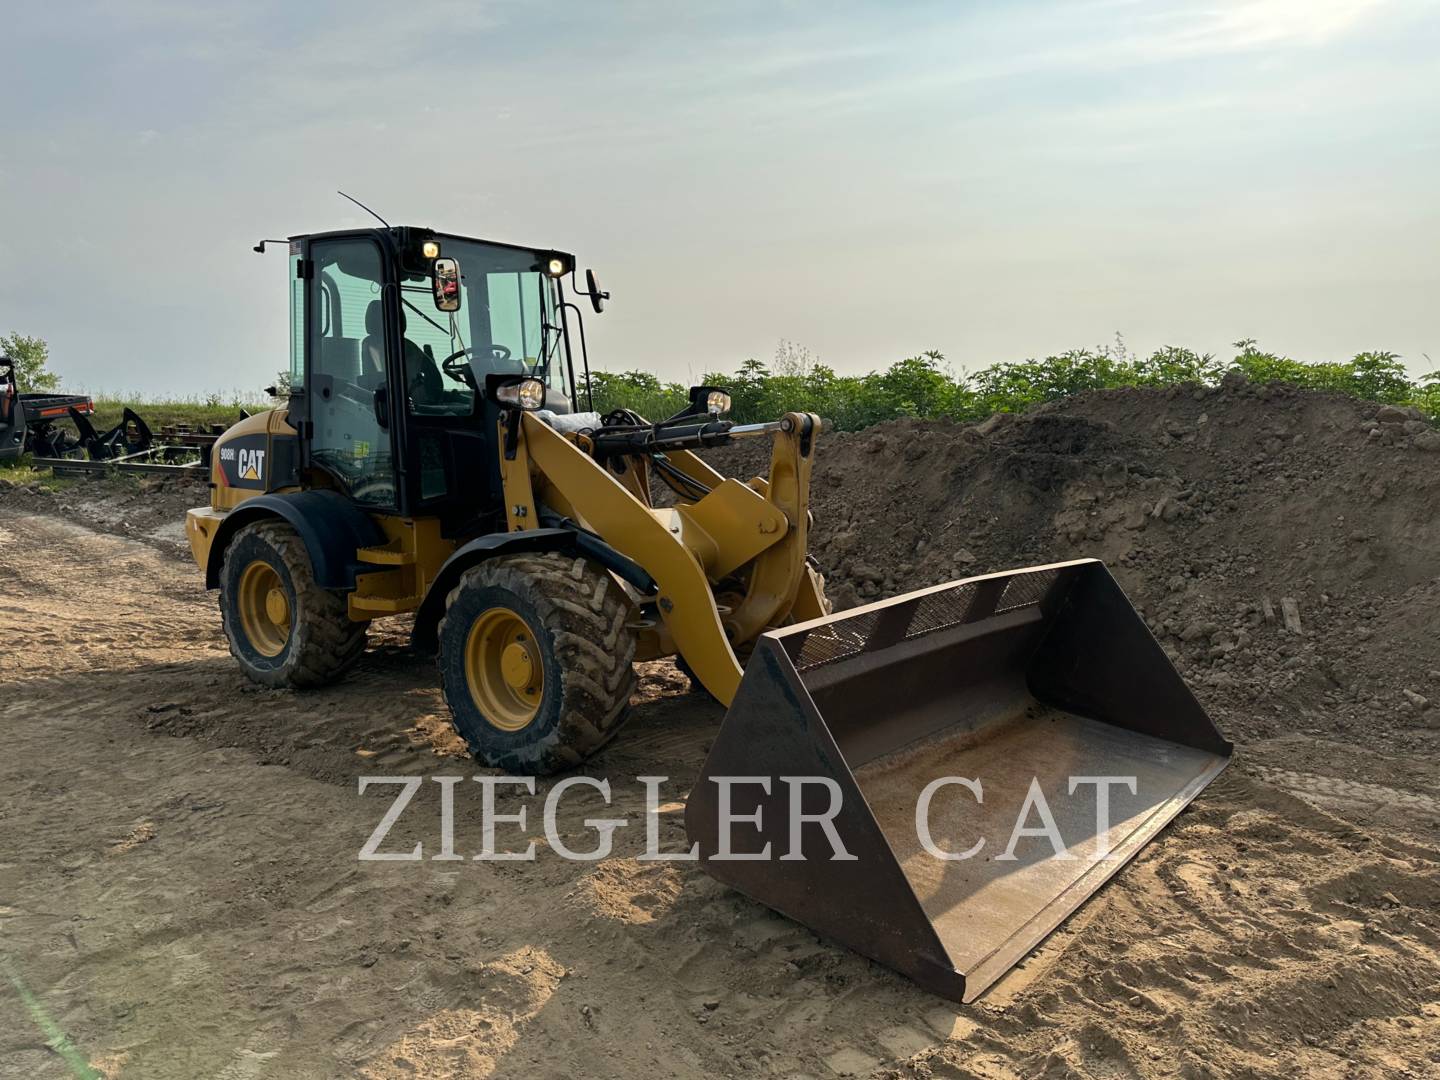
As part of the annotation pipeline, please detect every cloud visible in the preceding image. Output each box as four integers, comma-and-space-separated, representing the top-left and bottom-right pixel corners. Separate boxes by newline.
1112, 0, 1390, 58
1190, 0, 1387, 48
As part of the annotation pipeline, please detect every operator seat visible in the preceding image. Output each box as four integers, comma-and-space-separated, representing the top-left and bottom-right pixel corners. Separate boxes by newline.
361, 300, 445, 404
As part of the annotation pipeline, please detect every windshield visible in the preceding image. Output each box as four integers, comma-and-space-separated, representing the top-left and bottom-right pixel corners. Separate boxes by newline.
398, 238, 570, 417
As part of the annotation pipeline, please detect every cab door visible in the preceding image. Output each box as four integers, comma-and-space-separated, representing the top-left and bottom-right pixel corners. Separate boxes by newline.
303, 236, 399, 507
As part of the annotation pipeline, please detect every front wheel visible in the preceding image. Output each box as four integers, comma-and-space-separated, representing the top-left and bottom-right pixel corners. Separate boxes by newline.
438, 553, 637, 774
218, 520, 367, 688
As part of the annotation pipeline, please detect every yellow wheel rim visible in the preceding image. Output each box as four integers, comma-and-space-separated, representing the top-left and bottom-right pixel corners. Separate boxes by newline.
237, 559, 291, 658
464, 606, 544, 731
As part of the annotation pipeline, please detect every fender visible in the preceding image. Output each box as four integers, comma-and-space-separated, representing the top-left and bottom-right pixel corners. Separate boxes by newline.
411, 527, 657, 654
204, 490, 387, 590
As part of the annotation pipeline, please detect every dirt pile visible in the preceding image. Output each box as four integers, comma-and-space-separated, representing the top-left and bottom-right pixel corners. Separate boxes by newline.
700, 379, 1440, 793
1, 471, 206, 558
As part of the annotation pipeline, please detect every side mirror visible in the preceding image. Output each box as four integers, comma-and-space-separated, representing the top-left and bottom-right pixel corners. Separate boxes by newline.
585, 268, 608, 314
433, 257, 462, 312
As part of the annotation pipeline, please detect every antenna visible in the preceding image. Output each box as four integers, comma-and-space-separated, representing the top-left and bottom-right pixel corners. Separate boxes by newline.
337, 190, 390, 229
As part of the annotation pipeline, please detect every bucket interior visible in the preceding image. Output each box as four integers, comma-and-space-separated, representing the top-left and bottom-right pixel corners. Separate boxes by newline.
848, 709, 1224, 995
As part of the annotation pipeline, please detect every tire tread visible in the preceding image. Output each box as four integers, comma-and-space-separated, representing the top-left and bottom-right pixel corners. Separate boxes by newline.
219, 520, 366, 689
438, 553, 636, 773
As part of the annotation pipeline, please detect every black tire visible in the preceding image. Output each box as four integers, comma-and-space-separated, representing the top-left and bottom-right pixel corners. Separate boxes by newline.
218, 520, 367, 689
438, 553, 637, 774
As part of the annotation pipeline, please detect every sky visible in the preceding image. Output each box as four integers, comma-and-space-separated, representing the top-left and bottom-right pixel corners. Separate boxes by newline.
1, 0, 1437, 397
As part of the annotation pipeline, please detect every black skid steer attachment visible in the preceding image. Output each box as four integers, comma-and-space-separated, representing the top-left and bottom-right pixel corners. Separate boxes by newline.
686, 559, 1231, 1003
69, 405, 152, 460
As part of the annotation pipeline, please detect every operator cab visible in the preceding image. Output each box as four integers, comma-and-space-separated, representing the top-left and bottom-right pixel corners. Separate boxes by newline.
283, 226, 596, 530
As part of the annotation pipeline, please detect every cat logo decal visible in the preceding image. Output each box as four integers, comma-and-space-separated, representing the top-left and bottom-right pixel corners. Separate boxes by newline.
237, 448, 266, 482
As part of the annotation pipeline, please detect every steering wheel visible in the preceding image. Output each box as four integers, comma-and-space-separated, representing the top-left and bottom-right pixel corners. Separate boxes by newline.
441, 345, 513, 389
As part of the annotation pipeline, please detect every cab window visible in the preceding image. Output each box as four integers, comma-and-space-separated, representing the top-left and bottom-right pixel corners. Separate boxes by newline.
306, 238, 394, 507
405, 240, 571, 411
396, 276, 477, 417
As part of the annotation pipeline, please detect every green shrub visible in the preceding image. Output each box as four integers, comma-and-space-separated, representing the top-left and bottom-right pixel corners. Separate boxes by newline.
1133, 346, 1225, 387
584, 370, 689, 420
579, 340, 1435, 433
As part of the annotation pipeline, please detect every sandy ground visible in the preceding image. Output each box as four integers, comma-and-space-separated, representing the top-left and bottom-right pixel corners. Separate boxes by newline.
2, 511, 1439, 1079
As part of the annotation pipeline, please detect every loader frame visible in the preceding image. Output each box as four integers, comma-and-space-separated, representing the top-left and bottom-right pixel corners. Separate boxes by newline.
190, 401, 827, 707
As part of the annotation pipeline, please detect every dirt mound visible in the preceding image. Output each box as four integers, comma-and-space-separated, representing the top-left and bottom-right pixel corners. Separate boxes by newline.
1, 471, 206, 558
699, 379, 1440, 809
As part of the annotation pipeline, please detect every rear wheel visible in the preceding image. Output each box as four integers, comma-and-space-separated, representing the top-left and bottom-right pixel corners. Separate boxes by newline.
219, 520, 367, 688
439, 553, 636, 774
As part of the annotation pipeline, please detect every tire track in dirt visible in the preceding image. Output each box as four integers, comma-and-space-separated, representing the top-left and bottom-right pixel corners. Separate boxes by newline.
1254, 766, 1440, 817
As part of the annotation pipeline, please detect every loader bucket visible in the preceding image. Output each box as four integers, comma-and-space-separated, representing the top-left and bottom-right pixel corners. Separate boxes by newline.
685, 558, 1231, 1003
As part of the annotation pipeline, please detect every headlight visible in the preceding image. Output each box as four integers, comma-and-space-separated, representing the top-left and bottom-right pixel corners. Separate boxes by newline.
706, 390, 732, 417
495, 377, 546, 411
422, 241, 441, 260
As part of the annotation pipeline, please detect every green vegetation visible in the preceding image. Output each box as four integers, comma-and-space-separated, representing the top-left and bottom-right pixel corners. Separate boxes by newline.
0, 457, 79, 492
586, 338, 1439, 430
86, 393, 263, 432
1, 331, 58, 391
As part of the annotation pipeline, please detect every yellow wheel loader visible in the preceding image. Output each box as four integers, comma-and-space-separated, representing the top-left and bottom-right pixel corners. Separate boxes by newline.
188, 224, 1230, 1002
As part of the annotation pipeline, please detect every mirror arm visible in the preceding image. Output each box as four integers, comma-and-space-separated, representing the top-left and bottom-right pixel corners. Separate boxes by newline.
560, 300, 594, 412
568, 268, 609, 306
554, 297, 579, 412
401, 296, 450, 336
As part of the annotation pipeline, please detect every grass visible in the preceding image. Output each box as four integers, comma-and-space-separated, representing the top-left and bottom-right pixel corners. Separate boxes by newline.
0, 456, 81, 492
87, 393, 267, 432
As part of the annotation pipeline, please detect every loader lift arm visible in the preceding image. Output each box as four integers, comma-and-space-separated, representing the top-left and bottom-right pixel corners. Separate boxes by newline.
502, 408, 824, 706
